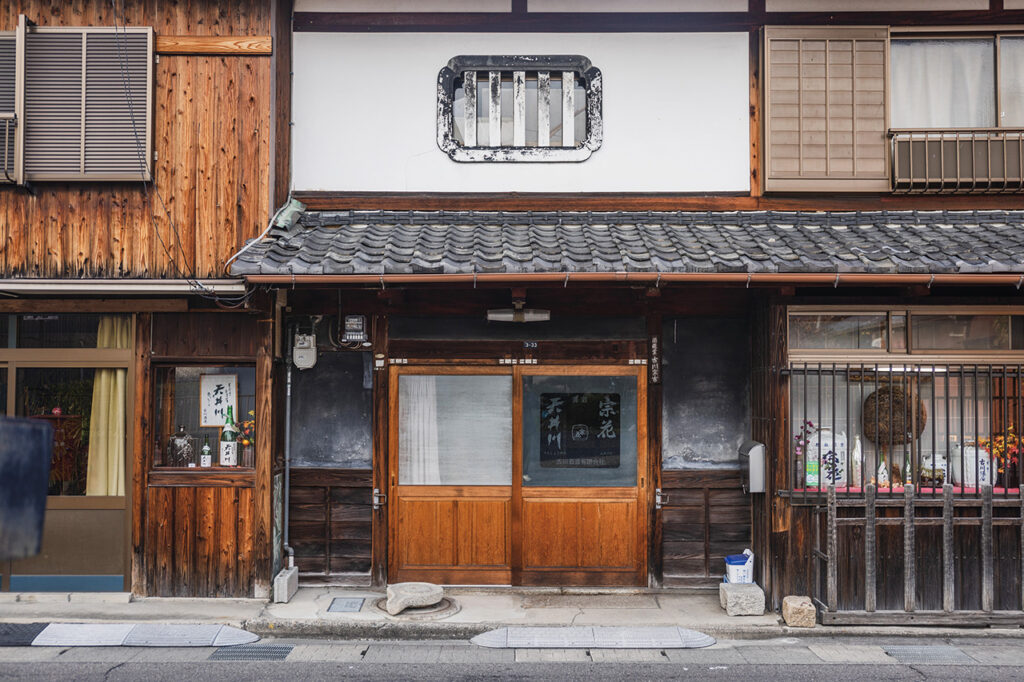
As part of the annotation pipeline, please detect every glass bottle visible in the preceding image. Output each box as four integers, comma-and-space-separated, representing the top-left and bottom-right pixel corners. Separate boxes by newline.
220, 406, 238, 467
200, 436, 212, 468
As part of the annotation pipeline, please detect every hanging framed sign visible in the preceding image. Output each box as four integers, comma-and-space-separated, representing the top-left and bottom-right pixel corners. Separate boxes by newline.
199, 373, 238, 427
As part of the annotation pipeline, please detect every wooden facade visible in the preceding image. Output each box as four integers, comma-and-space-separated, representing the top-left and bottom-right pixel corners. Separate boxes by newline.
0, 0, 273, 279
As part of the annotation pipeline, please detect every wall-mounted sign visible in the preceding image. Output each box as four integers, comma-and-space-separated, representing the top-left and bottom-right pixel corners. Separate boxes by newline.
540, 392, 620, 468
199, 373, 238, 427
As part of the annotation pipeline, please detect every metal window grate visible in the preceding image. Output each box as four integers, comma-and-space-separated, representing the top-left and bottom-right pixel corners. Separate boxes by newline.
891, 129, 1024, 193
437, 55, 602, 163
208, 645, 293, 661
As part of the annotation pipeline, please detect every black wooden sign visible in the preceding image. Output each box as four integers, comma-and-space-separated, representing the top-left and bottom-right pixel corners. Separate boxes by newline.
540, 392, 620, 468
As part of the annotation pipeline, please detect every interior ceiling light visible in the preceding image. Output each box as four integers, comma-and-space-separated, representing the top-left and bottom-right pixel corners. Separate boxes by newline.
486, 298, 550, 323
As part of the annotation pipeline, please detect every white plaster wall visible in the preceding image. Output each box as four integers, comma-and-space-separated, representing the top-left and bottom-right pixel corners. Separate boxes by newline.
291, 32, 751, 193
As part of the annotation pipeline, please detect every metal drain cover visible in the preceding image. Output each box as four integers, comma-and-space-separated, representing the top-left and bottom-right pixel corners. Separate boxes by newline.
883, 645, 974, 665
209, 644, 293, 661
328, 597, 365, 613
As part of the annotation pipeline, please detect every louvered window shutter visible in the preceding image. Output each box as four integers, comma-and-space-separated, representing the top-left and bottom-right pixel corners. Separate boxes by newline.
23, 26, 152, 181
0, 34, 17, 183
764, 27, 889, 192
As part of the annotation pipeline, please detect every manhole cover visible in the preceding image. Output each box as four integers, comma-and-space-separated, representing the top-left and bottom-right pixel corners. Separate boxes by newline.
883, 645, 974, 665
0, 623, 48, 647
372, 596, 460, 620
209, 644, 293, 661
328, 597, 366, 613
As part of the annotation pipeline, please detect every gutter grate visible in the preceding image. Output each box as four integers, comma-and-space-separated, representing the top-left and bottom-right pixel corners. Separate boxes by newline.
328, 597, 365, 613
883, 645, 974, 665
209, 644, 293, 661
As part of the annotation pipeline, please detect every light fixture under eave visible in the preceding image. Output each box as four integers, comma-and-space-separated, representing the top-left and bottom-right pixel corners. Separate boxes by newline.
486, 299, 550, 323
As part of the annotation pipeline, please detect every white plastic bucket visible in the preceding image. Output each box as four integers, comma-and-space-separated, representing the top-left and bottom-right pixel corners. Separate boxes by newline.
724, 549, 754, 584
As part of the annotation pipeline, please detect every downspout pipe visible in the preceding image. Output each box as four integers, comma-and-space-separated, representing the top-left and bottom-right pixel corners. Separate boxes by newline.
243, 271, 1024, 287
283, 323, 295, 570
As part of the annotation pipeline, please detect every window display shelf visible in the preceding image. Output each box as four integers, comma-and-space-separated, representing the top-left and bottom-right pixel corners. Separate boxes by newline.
147, 468, 255, 488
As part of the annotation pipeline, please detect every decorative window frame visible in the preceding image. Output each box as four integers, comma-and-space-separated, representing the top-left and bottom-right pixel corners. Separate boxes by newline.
436, 55, 603, 163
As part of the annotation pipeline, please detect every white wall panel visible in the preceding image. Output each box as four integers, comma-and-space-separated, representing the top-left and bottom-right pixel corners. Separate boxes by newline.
294, 1, 511, 11
292, 32, 750, 193
528, 0, 747, 11
767, 0, 985, 10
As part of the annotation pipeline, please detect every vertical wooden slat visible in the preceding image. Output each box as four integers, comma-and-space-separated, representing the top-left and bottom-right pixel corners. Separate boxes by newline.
865, 483, 876, 612
463, 70, 476, 147
512, 70, 526, 147
982, 484, 994, 612
130, 312, 152, 596
537, 71, 550, 147
218, 487, 238, 597
236, 486, 255, 596
253, 314, 274, 598
943, 483, 955, 612
174, 487, 195, 597
488, 70, 501, 148
903, 484, 915, 612
155, 488, 173, 595
561, 71, 574, 147
826, 484, 837, 611
371, 314, 389, 586
195, 487, 216, 597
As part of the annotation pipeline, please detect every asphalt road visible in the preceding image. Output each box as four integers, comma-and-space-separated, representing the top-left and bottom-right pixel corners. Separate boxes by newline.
1, 637, 1023, 680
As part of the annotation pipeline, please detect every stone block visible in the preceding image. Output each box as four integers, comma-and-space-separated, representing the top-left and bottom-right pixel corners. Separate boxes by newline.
718, 583, 765, 616
782, 595, 816, 628
385, 582, 443, 615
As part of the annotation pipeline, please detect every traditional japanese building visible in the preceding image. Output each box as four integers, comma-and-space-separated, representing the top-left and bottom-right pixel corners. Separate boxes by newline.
5, 0, 1024, 625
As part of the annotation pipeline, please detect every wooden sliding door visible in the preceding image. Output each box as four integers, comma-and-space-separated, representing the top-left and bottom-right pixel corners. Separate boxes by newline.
388, 364, 647, 586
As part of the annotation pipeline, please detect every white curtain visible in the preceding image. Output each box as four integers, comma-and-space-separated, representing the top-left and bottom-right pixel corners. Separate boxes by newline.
85, 316, 128, 496
398, 376, 441, 485
1000, 37, 1024, 127
891, 39, 995, 128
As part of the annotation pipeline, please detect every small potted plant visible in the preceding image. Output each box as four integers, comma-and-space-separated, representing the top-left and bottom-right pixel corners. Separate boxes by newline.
979, 427, 1020, 489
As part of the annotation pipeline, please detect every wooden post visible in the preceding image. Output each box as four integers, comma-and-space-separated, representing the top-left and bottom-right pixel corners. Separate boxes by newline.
130, 312, 152, 597
943, 483, 954, 613
370, 313, 390, 587
827, 485, 837, 611
865, 483, 876, 612
1020, 494, 1024, 612
982, 485, 994, 613
903, 484, 915, 612
253, 315, 275, 600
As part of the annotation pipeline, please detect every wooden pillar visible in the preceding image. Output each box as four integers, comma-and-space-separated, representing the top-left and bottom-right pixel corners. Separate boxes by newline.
130, 312, 152, 597
826, 485, 837, 611
647, 309, 663, 588
370, 313, 389, 586
903, 484, 915, 612
253, 314, 275, 599
982, 485, 994, 613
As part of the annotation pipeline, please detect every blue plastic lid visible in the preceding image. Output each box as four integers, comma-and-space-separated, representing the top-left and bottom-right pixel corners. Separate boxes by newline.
725, 553, 749, 565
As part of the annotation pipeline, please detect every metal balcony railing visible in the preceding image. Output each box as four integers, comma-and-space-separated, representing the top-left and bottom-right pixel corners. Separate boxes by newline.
0, 112, 15, 182
891, 129, 1024, 193
785, 363, 1024, 502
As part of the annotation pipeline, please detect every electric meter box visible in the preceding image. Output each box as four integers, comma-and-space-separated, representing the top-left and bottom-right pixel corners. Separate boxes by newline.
739, 440, 766, 494
342, 315, 368, 343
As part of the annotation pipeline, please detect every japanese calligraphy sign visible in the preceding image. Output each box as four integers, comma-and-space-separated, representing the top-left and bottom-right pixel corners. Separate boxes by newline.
540, 392, 620, 468
199, 373, 238, 427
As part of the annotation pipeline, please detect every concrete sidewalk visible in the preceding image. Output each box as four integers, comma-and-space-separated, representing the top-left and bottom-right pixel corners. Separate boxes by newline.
2, 587, 1024, 641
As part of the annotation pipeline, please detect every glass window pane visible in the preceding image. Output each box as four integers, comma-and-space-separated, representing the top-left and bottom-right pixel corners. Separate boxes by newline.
15, 313, 129, 348
788, 314, 887, 350
912, 314, 1011, 351
891, 314, 908, 351
398, 375, 512, 485
154, 366, 257, 468
522, 375, 637, 487
891, 39, 995, 128
18, 366, 126, 497
999, 37, 1024, 126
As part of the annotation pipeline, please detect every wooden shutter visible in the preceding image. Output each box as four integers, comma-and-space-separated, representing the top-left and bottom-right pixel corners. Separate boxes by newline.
23, 26, 152, 181
764, 27, 889, 192
0, 33, 17, 183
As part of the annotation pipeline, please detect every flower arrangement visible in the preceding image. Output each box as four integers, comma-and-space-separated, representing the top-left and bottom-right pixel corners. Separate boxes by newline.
978, 427, 1021, 476
239, 410, 255, 449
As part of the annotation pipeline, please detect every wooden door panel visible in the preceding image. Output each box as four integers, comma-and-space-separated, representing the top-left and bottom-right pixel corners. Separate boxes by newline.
522, 500, 580, 568
522, 498, 638, 571
455, 498, 510, 567
579, 500, 636, 569
397, 498, 456, 567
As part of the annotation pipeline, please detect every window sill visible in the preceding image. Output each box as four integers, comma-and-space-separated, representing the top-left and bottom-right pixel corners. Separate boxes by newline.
148, 468, 255, 488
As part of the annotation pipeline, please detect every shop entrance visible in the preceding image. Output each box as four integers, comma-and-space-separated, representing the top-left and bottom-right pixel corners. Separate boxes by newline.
388, 365, 647, 586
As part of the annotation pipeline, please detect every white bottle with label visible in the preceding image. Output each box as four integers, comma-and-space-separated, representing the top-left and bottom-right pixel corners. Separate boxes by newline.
219, 406, 239, 467
200, 436, 212, 468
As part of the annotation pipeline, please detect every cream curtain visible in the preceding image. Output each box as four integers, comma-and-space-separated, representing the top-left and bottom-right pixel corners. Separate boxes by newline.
85, 316, 129, 496
890, 39, 995, 128
398, 376, 441, 485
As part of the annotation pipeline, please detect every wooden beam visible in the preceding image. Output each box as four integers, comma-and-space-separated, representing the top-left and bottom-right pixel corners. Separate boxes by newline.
370, 313, 390, 587
156, 35, 272, 55
130, 313, 152, 597
827, 485, 837, 611
253, 316, 275, 599
982, 485, 994, 612
943, 484, 955, 613
903, 485, 915, 612
0, 299, 188, 313
865, 483, 877, 613
822, 609, 1024, 626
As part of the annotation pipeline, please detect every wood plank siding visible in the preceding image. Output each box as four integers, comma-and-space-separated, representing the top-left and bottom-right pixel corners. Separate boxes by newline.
0, 0, 272, 279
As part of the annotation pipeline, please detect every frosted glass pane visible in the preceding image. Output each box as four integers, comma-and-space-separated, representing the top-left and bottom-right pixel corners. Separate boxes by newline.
1000, 37, 1024, 126
891, 39, 995, 128
398, 375, 512, 485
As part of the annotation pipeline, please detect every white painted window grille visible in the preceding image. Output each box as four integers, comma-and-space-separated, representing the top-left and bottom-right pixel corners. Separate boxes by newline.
0, 15, 152, 185
437, 55, 602, 162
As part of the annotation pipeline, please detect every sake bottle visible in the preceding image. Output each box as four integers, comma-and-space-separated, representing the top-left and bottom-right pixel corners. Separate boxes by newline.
219, 406, 238, 467
200, 436, 212, 468
851, 436, 863, 488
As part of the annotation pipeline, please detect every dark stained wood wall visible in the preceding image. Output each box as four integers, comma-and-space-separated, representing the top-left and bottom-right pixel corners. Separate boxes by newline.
288, 469, 373, 582
660, 470, 750, 587
0, 0, 272, 278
